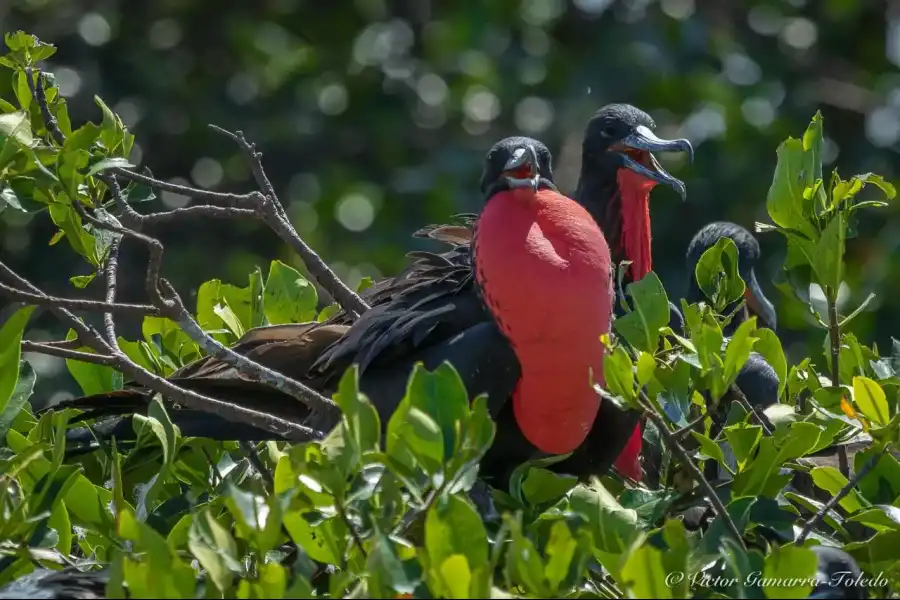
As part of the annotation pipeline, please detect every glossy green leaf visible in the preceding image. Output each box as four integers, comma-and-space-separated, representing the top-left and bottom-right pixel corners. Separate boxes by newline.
0, 306, 35, 419
694, 237, 746, 311
852, 376, 890, 426
620, 543, 672, 599
762, 545, 817, 599
809, 466, 867, 514
263, 259, 318, 325
602, 344, 635, 403
614, 272, 670, 353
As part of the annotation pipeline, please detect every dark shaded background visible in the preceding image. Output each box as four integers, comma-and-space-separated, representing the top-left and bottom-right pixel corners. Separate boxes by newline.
2, 0, 899, 405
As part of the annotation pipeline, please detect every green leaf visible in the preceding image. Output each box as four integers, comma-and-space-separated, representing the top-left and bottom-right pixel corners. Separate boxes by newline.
766, 136, 814, 236
212, 300, 245, 338
835, 172, 897, 207
813, 212, 845, 296
636, 351, 656, 387
0, 306, 36, 419
94, 96, 126, 154
521, 468, 578, 506
809, 466, 867, 513
734, 422, 822, 497
613, 272, 670, 353
64, 330, 123, 396
723, 424, 762, 471
568, 479, 639, 556
694, 237, 746, 311
188, 510, 240, 594
620, 542, 672, 599
602, 344, 635, 403
0, 111, 33, 147
723, 317, 759, 387
69, 273, 97, 289
14, 71, 31, 112
284, 509, 347, 564
0, 359, 35, 439
425, 494, 490, 598
333, 365, 380, 455
504, 514, 549, 596
852, 376, 890, 426
762, 544, 817, 599
754, 329, 787, 399
690, 431, 728, 470
263, 259, 318, 325
367, 526, 418, 598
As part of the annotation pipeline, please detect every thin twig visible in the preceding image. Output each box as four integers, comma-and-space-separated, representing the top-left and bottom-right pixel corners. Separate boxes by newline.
335, 499, 368, 559
21, 341, 119, 366
796, 450, 884, 544
209, 125, 370, 317
827, 295, 850, 477
0, 281, 159, 316
4, 260, 322, 440
639, 391, 747, 550
140, 205, 258, 226
113, 167, 259, 209
730, 384, 774, 436
239, 441, 275, 494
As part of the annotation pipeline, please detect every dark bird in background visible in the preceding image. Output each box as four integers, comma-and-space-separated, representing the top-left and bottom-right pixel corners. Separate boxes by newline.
808, 545, 869, 600
0, 567, 107, 599
49, 105, 693, 488
685, 221, 777, 334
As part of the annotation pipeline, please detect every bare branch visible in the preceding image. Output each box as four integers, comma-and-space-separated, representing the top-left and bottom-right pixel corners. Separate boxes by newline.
113, 167, 259, 209
796, 450, 884, 545
210, 125, 370, 317
22, 341, 119, 367
103, 237, 122, 349
0, 281, 159, 317
639, 391, 747, 551
139, 205, 258, 226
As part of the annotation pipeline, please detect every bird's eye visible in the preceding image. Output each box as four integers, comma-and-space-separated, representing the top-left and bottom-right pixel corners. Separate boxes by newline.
600, 125, 617, 138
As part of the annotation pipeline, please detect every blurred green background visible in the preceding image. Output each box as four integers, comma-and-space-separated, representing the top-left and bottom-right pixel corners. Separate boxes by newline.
2, 0, 899, 406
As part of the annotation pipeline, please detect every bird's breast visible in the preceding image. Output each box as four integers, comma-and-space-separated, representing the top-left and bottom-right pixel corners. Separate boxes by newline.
474, 188, 613, 454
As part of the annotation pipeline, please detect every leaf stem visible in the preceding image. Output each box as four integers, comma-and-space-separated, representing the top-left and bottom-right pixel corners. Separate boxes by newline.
827, 293, 850, 476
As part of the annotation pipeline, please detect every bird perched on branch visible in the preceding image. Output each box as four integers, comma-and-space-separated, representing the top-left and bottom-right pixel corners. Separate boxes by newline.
54, 104, 693, 487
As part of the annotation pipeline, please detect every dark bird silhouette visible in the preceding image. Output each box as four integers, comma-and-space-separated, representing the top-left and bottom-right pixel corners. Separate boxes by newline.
0, 567, 107, 599
808, 545, 869, 600
50, 105, 693, 487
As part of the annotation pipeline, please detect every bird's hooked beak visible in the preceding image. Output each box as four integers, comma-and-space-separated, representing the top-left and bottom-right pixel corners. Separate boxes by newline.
614, 125, 693, 200
503, 144, 541, 192
744, 269, 777, 331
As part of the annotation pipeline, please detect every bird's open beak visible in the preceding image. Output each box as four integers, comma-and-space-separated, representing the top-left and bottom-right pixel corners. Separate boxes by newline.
503, 144, 541, 192
615, 125, 693, 200
744, 269, 777, 331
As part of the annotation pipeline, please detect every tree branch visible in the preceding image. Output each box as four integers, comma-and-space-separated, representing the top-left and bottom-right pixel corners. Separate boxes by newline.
0, 280, 159, 317
827, 294, 850, 477
4, 261, 323, 440
638, 391, 747, 551
21, 341, 119, 367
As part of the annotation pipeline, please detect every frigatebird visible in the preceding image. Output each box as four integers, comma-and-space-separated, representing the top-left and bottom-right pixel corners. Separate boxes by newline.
54, 105, 693, 486
685, 220, 777, 334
